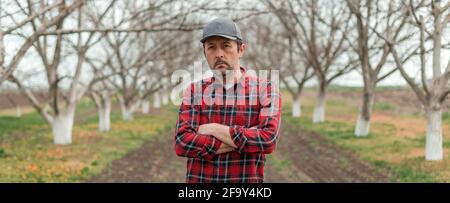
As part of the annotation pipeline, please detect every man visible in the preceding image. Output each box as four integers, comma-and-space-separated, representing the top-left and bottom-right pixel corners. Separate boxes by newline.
174, 17, 282, 183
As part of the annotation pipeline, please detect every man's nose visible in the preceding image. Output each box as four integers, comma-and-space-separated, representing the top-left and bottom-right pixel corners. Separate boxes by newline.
215, 48, 225, 59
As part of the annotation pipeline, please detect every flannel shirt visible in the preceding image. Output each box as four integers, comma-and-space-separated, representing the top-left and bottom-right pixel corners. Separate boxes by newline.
174, 67, 282, 183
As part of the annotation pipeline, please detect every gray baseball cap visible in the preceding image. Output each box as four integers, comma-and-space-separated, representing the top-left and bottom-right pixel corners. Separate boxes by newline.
200, 17, 243, 43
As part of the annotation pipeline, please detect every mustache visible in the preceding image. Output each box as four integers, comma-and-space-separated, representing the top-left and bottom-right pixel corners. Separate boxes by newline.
214, 59, 231, 67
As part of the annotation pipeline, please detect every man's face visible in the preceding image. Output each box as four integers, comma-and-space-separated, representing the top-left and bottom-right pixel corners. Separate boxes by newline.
203, 36, 246, 74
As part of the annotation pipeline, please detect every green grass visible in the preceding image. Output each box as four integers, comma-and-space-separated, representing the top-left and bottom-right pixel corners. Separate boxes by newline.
374, 102, 394, 111
325, 86, 362, 93
391, 162, 436, 183
443, 112, 450, 122
283, 109, 437, 182
282, 91, 448, 182
266, 154, 293, 172
0, 103, 177, 182
0, 113, 46, 138
309, 85, 409, 93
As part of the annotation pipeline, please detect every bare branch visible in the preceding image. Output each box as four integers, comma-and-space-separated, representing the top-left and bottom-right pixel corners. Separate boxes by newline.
390, 46, 427, 105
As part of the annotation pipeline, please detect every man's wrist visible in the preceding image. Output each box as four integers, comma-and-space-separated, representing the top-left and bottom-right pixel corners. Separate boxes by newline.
215, 124, 229, 138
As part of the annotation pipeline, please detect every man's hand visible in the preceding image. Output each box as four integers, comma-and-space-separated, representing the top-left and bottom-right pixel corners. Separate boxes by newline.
216, 143, 236, 154
198, 123, 238, 149
197, 123, 218, 136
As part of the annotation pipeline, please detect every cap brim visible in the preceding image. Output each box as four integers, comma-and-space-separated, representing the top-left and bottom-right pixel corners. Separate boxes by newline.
200, 34, 238, 43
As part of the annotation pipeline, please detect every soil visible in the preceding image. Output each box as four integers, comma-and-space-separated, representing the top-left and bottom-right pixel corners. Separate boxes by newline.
86, 119, 392, 183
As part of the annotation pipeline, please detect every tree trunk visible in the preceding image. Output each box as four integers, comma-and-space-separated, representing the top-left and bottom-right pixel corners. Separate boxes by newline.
120, 100, 141, 121
425, 107, 443, 161
120, 103, 134, 121
153, 92, 161, 109
162, 91, 169, 106
98, 96, 111, 132
355, 87, 375, 136
142, 100, 150, 114
313, 89, 326, 123
292, 95, 302, 118
15, 105, 21, 117
52, 106, 75, 145
6, 95, 21, 117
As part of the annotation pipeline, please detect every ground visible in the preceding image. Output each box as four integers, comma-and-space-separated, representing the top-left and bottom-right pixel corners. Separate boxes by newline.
86, 115, 390, 183
1, 86, 449, 182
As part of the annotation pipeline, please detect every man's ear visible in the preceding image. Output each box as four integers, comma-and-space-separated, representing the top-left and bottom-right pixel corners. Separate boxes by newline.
238, 43, 246, 57
202, 43, 206, 57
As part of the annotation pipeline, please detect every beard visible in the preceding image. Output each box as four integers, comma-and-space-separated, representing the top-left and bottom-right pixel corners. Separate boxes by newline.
211, 60, 239, 86
213, 59, 234, 73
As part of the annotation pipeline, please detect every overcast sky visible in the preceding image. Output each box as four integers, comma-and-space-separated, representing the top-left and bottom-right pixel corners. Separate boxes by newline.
1, 0, 449, 90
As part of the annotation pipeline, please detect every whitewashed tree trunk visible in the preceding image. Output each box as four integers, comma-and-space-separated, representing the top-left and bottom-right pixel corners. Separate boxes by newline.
425, 108, 443, 161
98, 96, 111, 132
153, 92, 161, 109
142, 100, 150, 114
6, 95, 21, 117
355, 90, 374, 136
162, 91, 169, 106
15, 105, 21, 117
118, 95, 133, 121
121, 103, 134, 121
313, 90, 326, 123
91, 91, 112, 132
292, 96, 302, 118
120, 100, 141, 121
122, 109, 133, 121
355, 114, 370, 136
52, 106, 75, 145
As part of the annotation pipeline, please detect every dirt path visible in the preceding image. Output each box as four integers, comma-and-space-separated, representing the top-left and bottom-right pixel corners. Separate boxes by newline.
265, 121, 391, 182
85, 132, 186, 183
86, 120, 392, 183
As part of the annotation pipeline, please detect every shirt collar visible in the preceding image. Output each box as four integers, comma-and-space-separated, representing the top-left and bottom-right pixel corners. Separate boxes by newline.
212, 67, 247, 89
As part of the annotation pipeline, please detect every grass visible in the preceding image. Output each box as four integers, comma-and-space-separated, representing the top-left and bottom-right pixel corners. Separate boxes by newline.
282, 90, 447, 182
1, 88, 448, 182
284, 113, 437, 182
0, 103, 177, 182
373, 102, 394, 112
0, 113, 46, 138
266, 155, 293, 172
443, 112, 450, 122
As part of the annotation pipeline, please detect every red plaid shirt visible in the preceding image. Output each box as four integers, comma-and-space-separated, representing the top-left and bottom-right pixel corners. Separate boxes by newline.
174, 67, 282, 183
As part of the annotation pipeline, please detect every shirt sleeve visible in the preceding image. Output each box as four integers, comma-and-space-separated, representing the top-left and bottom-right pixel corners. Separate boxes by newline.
229, 81, 282, 154
174, 83, 222, 161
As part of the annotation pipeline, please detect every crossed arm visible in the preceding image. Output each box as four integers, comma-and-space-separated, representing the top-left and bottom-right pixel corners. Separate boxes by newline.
174, 101, 281, 160
174, 83, 281, 160
197, 123, 257, 154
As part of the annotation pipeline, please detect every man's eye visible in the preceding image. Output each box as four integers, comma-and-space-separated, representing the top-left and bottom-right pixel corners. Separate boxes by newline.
224, 44, 231, 48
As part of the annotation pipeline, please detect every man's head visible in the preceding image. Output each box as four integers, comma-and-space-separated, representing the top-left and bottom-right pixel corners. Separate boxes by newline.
200, 18, 246, 74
